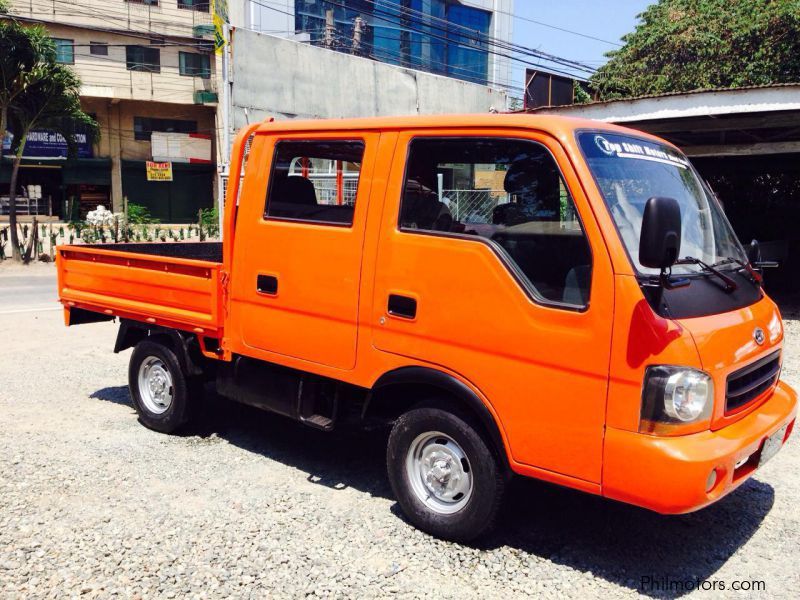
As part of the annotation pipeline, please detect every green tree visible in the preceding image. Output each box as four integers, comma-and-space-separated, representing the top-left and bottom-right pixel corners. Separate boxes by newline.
5, 38, 97, 261
0, 20, 55, 150
589, 0, 800, 100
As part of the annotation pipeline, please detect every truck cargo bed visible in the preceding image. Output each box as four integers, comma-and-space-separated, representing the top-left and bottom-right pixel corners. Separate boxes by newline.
56, 243, 224, 336
96, 242, 223, 262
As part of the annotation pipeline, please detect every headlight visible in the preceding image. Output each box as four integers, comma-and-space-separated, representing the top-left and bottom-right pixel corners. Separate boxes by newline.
640, 366, 713, 434
663, 370, 711, 421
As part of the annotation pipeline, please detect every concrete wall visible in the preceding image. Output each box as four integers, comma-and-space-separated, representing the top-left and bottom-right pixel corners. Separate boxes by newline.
230, 28, 507, 129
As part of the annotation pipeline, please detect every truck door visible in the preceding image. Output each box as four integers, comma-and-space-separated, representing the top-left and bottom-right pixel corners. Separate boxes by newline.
231, 132, 379, 370
371, 131, 615, 483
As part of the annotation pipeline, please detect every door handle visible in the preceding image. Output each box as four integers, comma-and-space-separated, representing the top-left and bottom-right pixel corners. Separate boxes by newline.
387, 294, 417, 319
257, 274, 278, 295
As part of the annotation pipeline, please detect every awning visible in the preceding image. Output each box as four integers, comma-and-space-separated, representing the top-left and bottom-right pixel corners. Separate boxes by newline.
120, 159, 215, 173
0, 157, 62, 183
62, 158, 112, 185
1, 157, 112, 185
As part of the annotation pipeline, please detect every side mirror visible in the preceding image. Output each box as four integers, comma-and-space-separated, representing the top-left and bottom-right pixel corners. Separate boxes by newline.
747, 239, 762, 264
639, 197, 682, 269
748, 238, 779, 270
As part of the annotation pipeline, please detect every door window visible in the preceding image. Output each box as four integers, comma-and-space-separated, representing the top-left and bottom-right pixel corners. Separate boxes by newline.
400, 137, 592, 307
265, 140, 365, 226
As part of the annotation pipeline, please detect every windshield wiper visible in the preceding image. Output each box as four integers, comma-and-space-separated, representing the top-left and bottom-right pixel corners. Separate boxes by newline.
675, 256, 738, 292
710, 257, 762, 286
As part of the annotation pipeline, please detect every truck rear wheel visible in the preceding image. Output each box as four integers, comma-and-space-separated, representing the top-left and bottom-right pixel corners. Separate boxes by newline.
128, 340, 198, 433
386, 405, 506, 543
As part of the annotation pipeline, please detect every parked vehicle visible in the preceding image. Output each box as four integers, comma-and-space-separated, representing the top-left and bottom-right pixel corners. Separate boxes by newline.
57, 115, 797, 542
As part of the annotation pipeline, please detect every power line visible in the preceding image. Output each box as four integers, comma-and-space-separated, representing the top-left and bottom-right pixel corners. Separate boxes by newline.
22, 0, 215, 22
249, 0, 592, 82
72, 27, 526, 110
69, 41, 212, 50
351, 0, 597, 73
459, 1, 624, 47
347, 34, 526, 94
10, 12, 206, 46
10, 1, 211, 41
249, 0, 593, 76
27, 0, 594, 84
236, 21, 524, 94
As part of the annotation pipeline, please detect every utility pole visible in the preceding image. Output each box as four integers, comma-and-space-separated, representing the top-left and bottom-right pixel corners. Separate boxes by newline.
219, 21, 231, 238
352, 16, 365, 56
212, 0, 232, 239
324, 9, 335, 49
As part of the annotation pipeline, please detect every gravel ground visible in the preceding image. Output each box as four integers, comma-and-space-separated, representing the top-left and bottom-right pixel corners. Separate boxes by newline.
1, 269, 800, 598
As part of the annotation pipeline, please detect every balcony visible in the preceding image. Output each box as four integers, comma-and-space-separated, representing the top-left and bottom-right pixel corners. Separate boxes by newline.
194, 90, 218, 104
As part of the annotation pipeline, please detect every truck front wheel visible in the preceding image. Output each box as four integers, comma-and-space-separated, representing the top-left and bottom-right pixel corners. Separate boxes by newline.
386, 405, 506, 542
128, 340, 198, 433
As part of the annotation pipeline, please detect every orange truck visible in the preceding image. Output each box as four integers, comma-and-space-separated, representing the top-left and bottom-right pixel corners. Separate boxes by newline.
57, 115, 796, 542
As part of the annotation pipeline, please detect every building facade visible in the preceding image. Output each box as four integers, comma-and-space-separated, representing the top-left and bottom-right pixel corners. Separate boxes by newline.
2, 0, 220, 222
240, 0, 513, 89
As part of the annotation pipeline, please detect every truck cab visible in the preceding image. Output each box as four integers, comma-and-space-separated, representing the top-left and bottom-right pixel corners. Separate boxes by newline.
57, 115, 797, 542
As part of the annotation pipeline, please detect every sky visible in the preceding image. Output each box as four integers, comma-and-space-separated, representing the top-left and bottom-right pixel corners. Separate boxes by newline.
510, 0, 653, 88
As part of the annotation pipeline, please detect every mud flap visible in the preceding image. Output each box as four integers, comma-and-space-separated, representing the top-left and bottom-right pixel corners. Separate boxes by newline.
67, 307, 115, 326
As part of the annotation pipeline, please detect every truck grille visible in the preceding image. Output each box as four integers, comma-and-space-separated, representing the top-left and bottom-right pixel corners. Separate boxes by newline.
726, 351, 781, 413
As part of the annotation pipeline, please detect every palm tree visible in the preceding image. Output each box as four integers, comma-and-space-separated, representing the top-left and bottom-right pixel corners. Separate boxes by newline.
1, 20, 97, 262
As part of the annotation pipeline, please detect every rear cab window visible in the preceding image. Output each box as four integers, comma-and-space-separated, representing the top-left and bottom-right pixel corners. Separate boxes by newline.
399, 137, 592, 308
264, 140, 365, 226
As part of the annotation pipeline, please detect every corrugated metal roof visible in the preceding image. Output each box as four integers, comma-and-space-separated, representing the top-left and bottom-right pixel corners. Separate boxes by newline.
527, 84, 800, 124
525, 83, 800, 112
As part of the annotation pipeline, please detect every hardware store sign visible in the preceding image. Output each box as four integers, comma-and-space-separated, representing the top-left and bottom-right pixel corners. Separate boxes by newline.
3, 130, 93, 158
146, 161, 173, 182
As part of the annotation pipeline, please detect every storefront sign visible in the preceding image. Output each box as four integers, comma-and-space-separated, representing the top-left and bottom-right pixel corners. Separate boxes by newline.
151, 132, 212, 163
212, 0, 228, 55
3, 130, 93, 158
146, 161, 173, 182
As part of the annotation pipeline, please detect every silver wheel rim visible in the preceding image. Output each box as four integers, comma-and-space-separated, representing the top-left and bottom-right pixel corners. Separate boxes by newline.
405, 431, 473, 514
137, 356, 174, 415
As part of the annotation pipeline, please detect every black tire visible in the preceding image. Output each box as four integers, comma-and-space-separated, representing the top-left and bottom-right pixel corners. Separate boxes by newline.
387, 405, 506, 543
128, 340, 199, 433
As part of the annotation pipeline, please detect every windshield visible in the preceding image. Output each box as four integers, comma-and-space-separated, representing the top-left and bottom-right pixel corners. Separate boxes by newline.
577, 131, 748, 275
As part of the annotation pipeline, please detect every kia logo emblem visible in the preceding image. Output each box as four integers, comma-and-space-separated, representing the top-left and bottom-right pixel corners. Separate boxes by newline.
753, 327, 765, 345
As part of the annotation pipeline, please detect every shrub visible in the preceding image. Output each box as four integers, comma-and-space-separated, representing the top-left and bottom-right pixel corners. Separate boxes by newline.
126, 203, 159, 225
199, 207, 219, 238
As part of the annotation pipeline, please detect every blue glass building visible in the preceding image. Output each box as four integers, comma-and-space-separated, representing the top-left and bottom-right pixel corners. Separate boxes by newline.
294, 1, 492, 85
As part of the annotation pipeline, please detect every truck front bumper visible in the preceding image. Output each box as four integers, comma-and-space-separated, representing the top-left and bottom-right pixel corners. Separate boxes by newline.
603, 380, 797, 514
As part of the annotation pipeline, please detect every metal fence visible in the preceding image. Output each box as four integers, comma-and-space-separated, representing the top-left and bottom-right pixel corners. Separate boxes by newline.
443, 189, 510, 224
308, 173, 360, 206
0, 196, 53, 216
